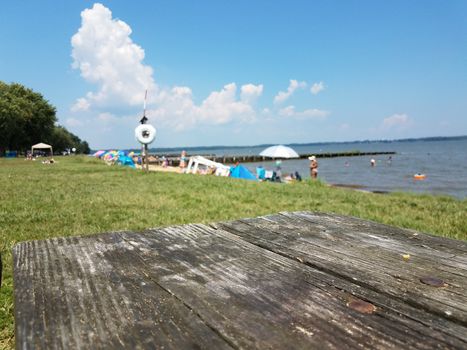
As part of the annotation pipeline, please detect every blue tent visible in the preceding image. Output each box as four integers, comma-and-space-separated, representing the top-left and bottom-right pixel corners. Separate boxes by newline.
117, 152, 135, 168
230, 165, 257, 181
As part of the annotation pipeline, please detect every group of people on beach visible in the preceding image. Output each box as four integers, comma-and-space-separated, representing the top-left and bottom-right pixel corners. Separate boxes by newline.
164, 151, 396, 182
178, 149, 320, 181
176, 150, 398, 182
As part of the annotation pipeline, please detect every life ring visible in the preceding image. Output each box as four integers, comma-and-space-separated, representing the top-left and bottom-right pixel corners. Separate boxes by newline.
413, 174, 426, 180
135, 124, 156, 145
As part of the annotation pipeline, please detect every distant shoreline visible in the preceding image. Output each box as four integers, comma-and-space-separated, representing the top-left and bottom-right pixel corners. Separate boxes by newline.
92, 135, 467, 154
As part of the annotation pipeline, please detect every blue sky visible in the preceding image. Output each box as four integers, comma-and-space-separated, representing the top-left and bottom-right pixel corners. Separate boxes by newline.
1, 1, 466, 149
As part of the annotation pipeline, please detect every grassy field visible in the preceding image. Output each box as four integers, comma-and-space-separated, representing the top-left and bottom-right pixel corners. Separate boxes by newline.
1, 156, 466, 348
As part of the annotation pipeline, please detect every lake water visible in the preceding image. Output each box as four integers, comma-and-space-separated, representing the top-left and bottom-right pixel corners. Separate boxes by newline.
176, 139, 467, 199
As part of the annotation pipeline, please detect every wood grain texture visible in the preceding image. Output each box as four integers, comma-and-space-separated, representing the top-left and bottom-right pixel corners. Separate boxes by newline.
13, 234, 233, 350
13, 212, 467, 349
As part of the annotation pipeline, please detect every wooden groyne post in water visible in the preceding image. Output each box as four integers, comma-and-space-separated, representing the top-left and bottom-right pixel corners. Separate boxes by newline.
152, 151, 396, 166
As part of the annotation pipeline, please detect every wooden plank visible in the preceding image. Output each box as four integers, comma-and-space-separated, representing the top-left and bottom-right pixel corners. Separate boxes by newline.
120, 224, 466, 349
215, 212, 467, 337
13, 212, 467, 349
13, 234, 234, 349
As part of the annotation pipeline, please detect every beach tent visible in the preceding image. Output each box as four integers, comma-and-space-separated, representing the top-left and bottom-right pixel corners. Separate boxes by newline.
116, 152, 136, 168
31, 143, 53, 156
230, 165, 257, 181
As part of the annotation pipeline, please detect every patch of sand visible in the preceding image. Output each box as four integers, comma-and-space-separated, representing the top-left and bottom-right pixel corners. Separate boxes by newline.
135, 164, 184, 173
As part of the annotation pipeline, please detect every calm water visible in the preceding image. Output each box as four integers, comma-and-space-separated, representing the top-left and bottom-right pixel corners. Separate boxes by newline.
180, 139, 467, 199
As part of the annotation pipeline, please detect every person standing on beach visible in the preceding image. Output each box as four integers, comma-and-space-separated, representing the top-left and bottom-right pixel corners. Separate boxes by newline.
370, 158, 376, 167
275, 159, 282, 181
309, 156, 318, 179
180, 150, 187, 169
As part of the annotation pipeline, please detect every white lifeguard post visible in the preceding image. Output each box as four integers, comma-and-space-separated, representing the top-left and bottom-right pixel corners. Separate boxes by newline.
135, 90, 156, 172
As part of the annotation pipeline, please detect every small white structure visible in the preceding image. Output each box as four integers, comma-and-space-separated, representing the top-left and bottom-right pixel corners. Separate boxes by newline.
31, 142, 53, 156
186, 156, 230, 176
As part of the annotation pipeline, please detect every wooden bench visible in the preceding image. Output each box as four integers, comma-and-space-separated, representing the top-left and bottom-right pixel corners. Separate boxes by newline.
13, 212, 467, 349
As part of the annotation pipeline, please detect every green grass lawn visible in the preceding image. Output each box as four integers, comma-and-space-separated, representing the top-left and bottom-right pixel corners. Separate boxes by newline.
1, 156, 466, 348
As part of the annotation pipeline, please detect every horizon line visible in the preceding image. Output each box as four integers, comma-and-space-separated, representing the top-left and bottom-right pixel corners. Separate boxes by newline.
91, 134, 467, 152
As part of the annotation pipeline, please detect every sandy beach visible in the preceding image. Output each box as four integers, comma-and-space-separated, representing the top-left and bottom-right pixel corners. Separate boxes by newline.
135, 164, 183, 173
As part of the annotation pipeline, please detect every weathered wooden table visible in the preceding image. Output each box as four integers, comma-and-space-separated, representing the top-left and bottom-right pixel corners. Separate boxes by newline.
13, 212, 467, 349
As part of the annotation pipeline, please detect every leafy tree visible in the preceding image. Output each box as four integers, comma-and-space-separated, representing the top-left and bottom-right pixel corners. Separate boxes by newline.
78, 141, 91, 154
49, 126, 73, 153
49, 125, 91, 154
0, 81, 90, 155
0, 82, 56, 154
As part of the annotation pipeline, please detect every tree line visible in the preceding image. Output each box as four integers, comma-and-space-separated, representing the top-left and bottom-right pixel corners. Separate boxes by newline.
0, 81, 90, 156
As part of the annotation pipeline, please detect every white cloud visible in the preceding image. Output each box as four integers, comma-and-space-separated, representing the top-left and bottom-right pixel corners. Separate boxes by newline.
70, 4, 263, 131
339, 123, 350, 130
381, 113, 411, 130
310, 81, 325, 95
69, 4, 332, 146
71, 3, 156, 110
200, 83, 255, 124
150, 83, 257, 130
274, 79, 306, 104
70, 98, 90, 112
298, 108, 330, 120
97, 112, 117, 122
279, 105, 329, 120
240, 83, 263, 103
278, 105, 296, 117
149, 86, 197, 130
